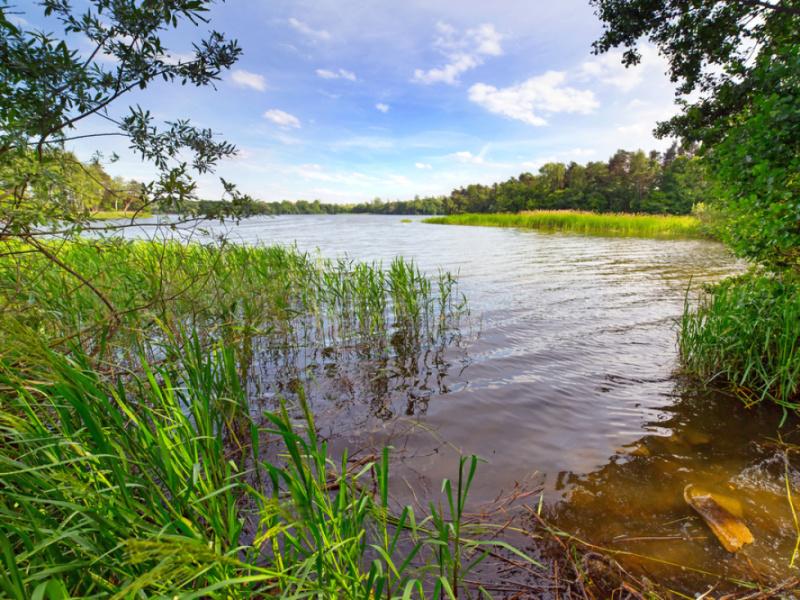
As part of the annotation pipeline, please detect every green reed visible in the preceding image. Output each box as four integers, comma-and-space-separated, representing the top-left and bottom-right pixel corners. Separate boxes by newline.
0, 238, 465, 369
0, 329, 535, 598
423, 210, 704, 239
680, 271, 800, 416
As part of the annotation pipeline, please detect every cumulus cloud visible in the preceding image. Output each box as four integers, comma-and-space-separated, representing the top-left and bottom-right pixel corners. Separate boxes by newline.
415, 162, 432, 169
288, 17, 331, 41
413, 21, 503, 85
316, 68, 357, 81
468, 71, 598, 126
375, 103, 390, 113
264, 109, 301, 129
231, 69, 267, 91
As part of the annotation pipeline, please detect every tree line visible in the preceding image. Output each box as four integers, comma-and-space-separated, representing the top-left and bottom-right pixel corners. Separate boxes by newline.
6, 145, 708, 219
208, 144, 710, 217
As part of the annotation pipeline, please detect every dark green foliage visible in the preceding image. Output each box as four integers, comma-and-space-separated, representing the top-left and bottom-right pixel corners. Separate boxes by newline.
590, 0, 800, 143
709, 44, 800, 269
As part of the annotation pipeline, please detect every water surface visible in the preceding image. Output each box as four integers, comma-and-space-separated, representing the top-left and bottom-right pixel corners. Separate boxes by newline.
126, 214, 798, 592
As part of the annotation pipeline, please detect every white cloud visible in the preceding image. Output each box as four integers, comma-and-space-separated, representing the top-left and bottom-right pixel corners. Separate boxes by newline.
413, 22, 503, 85
415, 162, 432, 169
389, 174, 412, 186
264, 109, 301, 129
468, 71, 598, 126
231, 69, 267, 91
451, 150, 484, 164
520, 148, 597, 171
580, 46, 665, 92
160, 51, 196, 65
316, 68, 357, 81
375, 103, 390, 113
288, 17, 331, 42
295, 164, 366, 185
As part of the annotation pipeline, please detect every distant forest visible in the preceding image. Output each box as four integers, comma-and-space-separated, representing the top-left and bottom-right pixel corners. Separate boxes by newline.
23, 145, 708, 217
215, 144, 708, 216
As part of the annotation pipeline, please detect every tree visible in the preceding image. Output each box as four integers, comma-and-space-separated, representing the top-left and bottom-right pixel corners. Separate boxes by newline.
591, 0, 800, 266
0, 0, 250, 243
590, 0, 800, 144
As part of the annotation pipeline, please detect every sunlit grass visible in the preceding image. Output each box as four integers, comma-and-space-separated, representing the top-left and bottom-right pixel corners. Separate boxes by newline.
423, 210, 704, 239
0, 239, 465, 363
0, 238, 537, 597
90, 209, 152, 219
680, 271, 800, 415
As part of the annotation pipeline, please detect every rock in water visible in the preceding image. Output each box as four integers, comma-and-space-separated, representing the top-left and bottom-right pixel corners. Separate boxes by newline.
684, 484, 754, 553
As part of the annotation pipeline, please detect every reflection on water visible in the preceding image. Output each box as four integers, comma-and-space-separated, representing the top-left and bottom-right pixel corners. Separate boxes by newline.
245, 321, 468, 437
550, 382, 800, 591
121, 214, 799, 590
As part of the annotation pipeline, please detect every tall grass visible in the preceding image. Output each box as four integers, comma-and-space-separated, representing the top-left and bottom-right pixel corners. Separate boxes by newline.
0, 331, 535, 598
423, 210, 703, 239
0, 239, 466, 370
680, 271, 800, 415
0, 238, 535, 596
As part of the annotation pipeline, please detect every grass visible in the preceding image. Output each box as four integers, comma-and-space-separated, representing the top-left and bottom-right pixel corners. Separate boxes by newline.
423, 210, 704, 239
0, 239, 466, 368
1, 238, 530, 597
90, 209, 152, 220
680, 270, 800, 415
0, 331, 536, 598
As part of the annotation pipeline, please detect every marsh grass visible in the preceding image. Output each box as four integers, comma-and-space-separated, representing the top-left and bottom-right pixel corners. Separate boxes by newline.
423, 210, 703, 239
0, 238, 531, 597
0, 239, 466, 370
90, 210, 153, 220
0, 330, 536, 598
680, 271, 800, 415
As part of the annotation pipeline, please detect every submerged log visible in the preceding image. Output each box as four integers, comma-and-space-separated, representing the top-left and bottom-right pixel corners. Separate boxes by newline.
684, 484, 754, 553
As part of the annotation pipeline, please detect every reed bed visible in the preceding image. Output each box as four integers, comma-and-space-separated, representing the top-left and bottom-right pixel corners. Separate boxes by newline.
423, 211, 703, 239
0, 332, 535, 598
680, 271, 800, 415
0, 239, 539, 597
0, 239, 465, 369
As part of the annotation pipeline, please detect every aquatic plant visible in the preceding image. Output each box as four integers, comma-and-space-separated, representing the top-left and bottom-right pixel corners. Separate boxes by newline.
680, 271, 800, 415
0, 239, 465, 367
423, 210, 704, 240
0, 331, 535, 598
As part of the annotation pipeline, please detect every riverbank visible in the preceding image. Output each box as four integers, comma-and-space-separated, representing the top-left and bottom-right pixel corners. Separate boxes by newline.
1, 238, 540, 597
680, 270, 800, 414
2, 226, 792, 597
424, 210, 704, 239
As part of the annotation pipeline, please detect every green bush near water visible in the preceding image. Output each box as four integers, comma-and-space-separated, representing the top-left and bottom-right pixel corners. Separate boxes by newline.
680, 272, 800, 414
423, 210, 704, 240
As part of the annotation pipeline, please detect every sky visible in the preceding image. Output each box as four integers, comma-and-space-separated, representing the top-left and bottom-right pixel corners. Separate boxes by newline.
28, 0, 680, 204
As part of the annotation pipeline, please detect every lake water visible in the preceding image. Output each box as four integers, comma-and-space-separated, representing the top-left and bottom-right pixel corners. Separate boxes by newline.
124, 214, 799, 593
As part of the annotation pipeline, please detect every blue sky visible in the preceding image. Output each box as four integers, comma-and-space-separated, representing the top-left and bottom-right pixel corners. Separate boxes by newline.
35, 0, 679, 203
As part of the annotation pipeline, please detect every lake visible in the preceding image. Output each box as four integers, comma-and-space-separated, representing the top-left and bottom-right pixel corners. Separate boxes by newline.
121, 214, 797, 592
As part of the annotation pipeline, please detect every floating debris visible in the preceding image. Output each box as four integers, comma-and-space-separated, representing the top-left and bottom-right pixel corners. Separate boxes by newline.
684, 484, 754, 552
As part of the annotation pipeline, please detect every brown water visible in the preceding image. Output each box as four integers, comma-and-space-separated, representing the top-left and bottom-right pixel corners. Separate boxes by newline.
127, 214, 800, 593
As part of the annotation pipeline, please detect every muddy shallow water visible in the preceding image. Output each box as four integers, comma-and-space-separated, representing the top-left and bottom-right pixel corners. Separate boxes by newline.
126, 214, 800, 592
